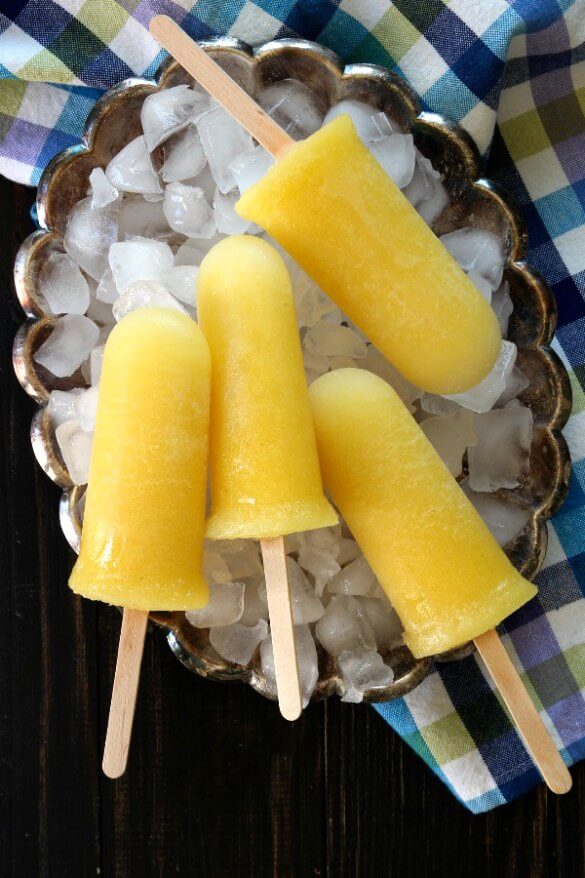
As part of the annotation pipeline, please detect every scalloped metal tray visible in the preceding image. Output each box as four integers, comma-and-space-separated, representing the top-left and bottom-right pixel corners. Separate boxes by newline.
12, 38, 572, 704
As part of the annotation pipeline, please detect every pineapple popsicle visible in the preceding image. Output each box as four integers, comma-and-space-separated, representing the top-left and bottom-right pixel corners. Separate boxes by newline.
69, 307, 211, 611
198, 235, 337, 539
236, 114, 501, 396
309, 369, 536, 658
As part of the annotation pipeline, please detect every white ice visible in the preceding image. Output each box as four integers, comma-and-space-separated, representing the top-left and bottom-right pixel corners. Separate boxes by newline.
109, 238, 174, 293
403, 152, 440, 208
55, 419, 93, 485
161, 125, 207, 183
327, 556, 378, 596
39, 251, 90, 316
210, 618, 268, 665
416, 180, 449, 225
286, 557, 325, 624
89, 167, 118, 209
47, 388, 84, 426
323, 99, 388, 144
258, 79, 324, 139
90, 345, 105, 384
315, 595, 376, 656
77, 385, 99, 432
213, 188, 251, 235
338, 648, 394, 703
492, 280, 514, 336
229, 145, 274, 195
112, 279, 186, 321
106, 135, 162, 196
118, 196, 168, 239
445, 340, 517, 413
421, 409, 476, 476
159, 265, 199, 306
163, 182, 216, 238
468, 404, 533, 492
240, 576, 269, 625
64, 197, 119, 281
461, 482, 531, 546
357, 595, 403, 651
96, 268, 118, 304
196, 105, 254, 194
440, 227, 505, 290
211, 539, 263, 579
359, 346, 421, 411
34, 314, 99, 378
369, 133, 416, 189
260, 624, 319, 706
186, 581, 245, 628
303, 323, 368, 359
141, 84, 209, 152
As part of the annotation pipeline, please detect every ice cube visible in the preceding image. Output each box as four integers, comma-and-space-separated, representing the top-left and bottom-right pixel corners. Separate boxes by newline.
55, 419, 93, 485
297, 542, 341, 595
216, 539, 263, 579
213, 187, 251, 234
34, 314, 99, 378
322, 100, 384, 144
258, 79, 324, 139
77, 385, 99, 432
338, 649, 394, 703
417, 180, 448, 225
497, 367, 529, 406
445, 341, 517, 413
421, 409, 476, 476
240, 576, 269, 625
112, 279, 186, 321
303, 323, 368, 359
315, 595, 376, 656
47, 388, 84, 426
109, 238, 174, 292
96, 268, 118, 304
337, 538, 361, 566
196, 106, 254, 194
39, 251, 90, 316
89, 167, 118, 209
86, 292, 114, 325
163, 182, 215, 238
304, 351, 330, 384
403, 153, 440, 207
118, 196, 168, 239
440, 227, 505, 290
106, 135, 162, 196
468, 404, 533, 491
186, 581, 245, 628
492, 280, 514, 336
461, 482, 531, 546
158, 265, 199, 306
420, 392, 461, 416
295, 284, 336, 329
161, 124, 207, 183
229, 146, 274, 195
285, 557, 325, 624
327, 556, 378, 596
141, 84, 208, 151
357, 595, 403, 650
260, 625, 318, 706
368, 133, 415, 189
64, 197, 119, 280
360, 346, 421, 412
90, 345, 105, 384
468, 271, 492, 303
210, 619, 268, 665
204, 547, 232, 585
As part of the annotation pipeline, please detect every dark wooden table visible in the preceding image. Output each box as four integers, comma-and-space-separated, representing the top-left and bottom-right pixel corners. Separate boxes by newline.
1, 176, 584, 878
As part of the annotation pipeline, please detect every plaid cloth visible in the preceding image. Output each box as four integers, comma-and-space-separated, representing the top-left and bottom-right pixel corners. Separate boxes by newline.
1, 0, 584, 812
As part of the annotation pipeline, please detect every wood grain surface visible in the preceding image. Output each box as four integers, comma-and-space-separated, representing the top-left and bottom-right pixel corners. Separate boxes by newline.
1, 175, 584, 878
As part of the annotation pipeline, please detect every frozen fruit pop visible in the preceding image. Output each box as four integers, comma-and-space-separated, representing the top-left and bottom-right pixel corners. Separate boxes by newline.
236, 114, 501, 395
309, 368, 535, 658
198, 235, 337, 540
70, 307, 211, 611
198, 235, 337, 720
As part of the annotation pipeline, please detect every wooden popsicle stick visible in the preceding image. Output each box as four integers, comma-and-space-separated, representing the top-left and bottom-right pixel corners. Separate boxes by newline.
475, 629, 572, 795
261, 536, 302, 721
102, 608, 149, 779
149, 15, 294, 159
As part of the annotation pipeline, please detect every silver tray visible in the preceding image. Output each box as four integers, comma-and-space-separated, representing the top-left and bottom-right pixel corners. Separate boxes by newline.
12, 38, 572, 704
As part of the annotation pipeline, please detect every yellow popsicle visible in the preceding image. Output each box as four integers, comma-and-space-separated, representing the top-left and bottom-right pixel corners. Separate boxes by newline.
309, 369, 536, 657
236, 114, 502, 395
197, 235, 337, 540
69, 307, 211, 611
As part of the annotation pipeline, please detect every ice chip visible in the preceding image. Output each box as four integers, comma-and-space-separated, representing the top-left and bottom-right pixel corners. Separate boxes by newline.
497, 367, 529, 406
357, 595, 403, 650
304, 351, 330, 384
109, 238, 174, 292
323, 100, 386, 144
118, 196, 168, 239
96, 268, 118, 304
204, 547, 231, 585
39, 251, 90, 316
186, 581, 245, 628
421, 409, 476, 476
337, 538, 361, 566
468, 271, 492, 303
55, 419, 93, 485
461, 482, 532, 546
112, 279, 186, 321
141, 84, 208, 151
297, 542, 341, 595
64, 197, 119, 281
492, 280, 514, 336
445, 341, 517, 413
360, 346, 421, 411
196, 106, 254, 194
338, 649, 394, 703
229, 145, 275, 195
286, 557, 325, 624
440, 227, 505, 290
163, 182, 215, 238
215, 539, 263, 579
303, 323, 368, 359
86, 292, 114, 325
420, 392, 461, 416
161, 124, 207, 182
468, 404, 533, 492
106, 135, 162, 196
213, 187, 251, 235
210, 619, 268, 665
34, 314, 99, 378
258, 79, 324, 139
417, 180, 449, 225
368, 133, 415, 189
90, 345, 105, 385
47, 388, 84, 426
315, 595, 376, 656
77, 385, 100, 432
89, 167, 118, 209
260, 625, 318, 706
240, 576, 269, 625
159, 265, 199, 306
403, 152, 440, 207
327, 556, 378, 596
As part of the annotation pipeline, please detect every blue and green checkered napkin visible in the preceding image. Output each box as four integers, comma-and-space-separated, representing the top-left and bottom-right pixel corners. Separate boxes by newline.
1, 0, 584, 812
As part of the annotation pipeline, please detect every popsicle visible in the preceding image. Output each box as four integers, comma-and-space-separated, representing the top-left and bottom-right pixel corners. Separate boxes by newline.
309, 368, 571, 793
198, 235, 337, 718
70, 307, 211, 776
148, 17, 501, 396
